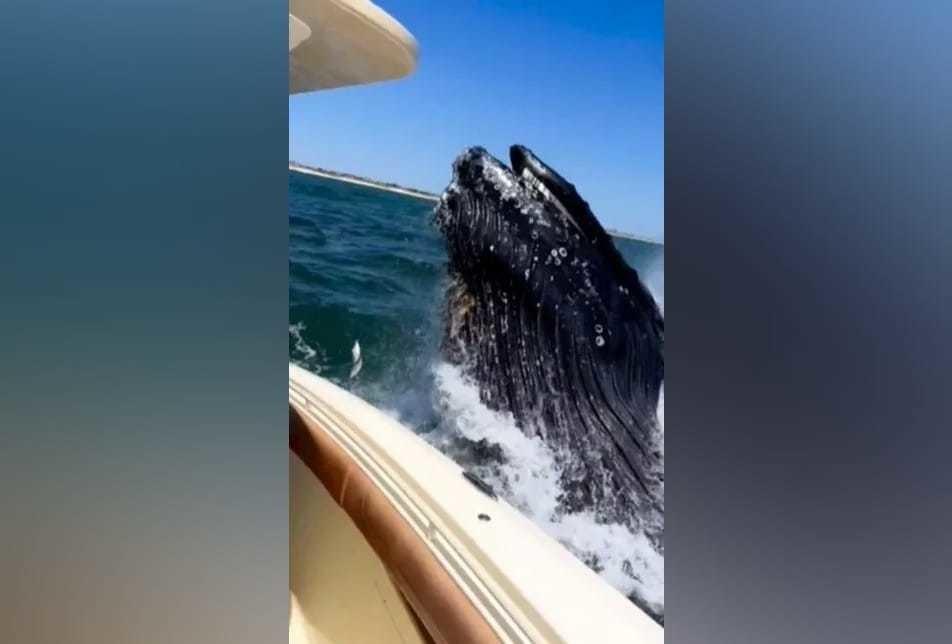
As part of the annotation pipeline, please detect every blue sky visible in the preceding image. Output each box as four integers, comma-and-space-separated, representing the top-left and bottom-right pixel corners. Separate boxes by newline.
289, 1, 663, 239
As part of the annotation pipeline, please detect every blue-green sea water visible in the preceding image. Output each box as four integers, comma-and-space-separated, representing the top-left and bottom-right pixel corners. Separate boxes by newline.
289, 168, 666, 610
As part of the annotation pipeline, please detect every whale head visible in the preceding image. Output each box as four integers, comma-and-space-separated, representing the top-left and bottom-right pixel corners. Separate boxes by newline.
434, 145, 663, 420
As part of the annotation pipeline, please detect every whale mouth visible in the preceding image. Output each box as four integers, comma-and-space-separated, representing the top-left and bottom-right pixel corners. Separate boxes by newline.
510, 145, 590, 236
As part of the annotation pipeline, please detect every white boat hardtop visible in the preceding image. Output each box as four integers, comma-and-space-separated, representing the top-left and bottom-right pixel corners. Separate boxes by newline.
289, 0, 418, 93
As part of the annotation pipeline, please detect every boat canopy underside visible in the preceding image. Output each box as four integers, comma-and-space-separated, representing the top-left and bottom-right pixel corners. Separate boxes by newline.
289, 0, 418, 94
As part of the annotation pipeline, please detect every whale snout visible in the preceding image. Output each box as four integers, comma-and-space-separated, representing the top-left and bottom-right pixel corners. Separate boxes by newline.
436, 146, 541, 273
435, 145, 634, 304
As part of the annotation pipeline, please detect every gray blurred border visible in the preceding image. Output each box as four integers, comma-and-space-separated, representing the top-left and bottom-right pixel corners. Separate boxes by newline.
667, 2, 952, 641
0, 1, 287, 642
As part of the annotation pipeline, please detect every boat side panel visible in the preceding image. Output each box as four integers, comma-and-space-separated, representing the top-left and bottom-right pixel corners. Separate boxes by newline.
290, 453, 429, 644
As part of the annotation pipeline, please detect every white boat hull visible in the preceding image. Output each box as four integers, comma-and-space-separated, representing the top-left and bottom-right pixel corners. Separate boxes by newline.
289, 363, 662, 643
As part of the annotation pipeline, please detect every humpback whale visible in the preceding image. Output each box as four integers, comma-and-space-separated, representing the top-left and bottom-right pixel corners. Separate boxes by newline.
434, 145, 664, 621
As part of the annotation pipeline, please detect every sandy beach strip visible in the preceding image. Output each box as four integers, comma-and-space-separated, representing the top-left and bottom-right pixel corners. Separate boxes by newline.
607, 230, 664, 245
289, 163, 438, 202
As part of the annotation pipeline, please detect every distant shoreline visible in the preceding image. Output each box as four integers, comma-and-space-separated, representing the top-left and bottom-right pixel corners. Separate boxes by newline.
605, 229, 664, 245
289, 162, 439, 202
289, 162, 662, 245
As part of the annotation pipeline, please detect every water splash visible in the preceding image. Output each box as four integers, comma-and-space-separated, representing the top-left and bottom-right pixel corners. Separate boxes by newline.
289, 322, 323, 372
424, 361, 664, 615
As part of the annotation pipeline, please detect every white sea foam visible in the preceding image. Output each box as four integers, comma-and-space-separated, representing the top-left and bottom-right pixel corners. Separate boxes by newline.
289, 322, 322, 372
427, 361, 664, 615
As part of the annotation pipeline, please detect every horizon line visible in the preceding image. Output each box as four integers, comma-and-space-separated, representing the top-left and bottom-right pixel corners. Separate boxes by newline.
289, 161, 664, 245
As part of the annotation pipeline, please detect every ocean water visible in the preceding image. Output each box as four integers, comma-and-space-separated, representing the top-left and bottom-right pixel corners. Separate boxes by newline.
289, 169, 665, 611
